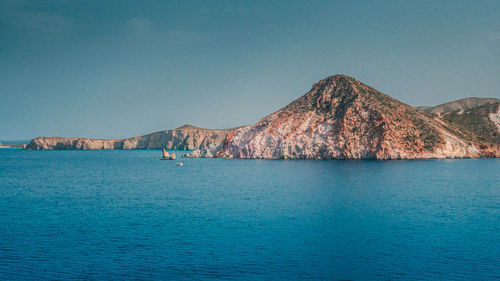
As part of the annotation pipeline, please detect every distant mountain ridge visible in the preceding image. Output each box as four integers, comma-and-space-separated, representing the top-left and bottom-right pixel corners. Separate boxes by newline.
417, 99, 500, 145
417, 97, 499, 115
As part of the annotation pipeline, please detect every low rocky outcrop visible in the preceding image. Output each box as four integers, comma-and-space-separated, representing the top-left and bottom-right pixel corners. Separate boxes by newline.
190, 75, 499, 159
25, 125, 231, 151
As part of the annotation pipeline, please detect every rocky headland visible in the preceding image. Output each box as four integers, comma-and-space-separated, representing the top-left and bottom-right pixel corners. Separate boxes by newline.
25, 125, 232, 151
189, 75, 499, 159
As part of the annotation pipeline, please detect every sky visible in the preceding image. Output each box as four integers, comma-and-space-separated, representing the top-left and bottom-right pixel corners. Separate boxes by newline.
1, 0, 499, 140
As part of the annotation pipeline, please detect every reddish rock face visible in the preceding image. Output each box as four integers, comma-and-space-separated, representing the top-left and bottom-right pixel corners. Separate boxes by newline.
210, 75, 498, 159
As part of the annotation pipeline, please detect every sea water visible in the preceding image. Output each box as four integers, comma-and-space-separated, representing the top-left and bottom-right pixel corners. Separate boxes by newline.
0, 149, 498, 280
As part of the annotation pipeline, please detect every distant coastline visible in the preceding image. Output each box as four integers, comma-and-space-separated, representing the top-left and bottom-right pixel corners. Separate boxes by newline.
0, 143, 26, 149
24, 126, 230, 151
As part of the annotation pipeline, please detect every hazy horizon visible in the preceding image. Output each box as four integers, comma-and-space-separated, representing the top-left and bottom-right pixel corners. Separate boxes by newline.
2, 0, 499, 140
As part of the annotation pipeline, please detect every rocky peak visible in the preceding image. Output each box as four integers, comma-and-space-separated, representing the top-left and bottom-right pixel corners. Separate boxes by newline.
311, 75, 358, 111
310, 74, 358, 90
283, 74, 408, 122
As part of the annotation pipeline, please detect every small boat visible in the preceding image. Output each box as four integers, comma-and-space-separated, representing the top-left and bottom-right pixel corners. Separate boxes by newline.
176, 162, 184, 166
282, 149, 289, 160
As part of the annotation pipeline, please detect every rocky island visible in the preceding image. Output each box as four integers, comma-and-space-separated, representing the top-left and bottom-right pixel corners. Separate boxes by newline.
25, 75, 499, 159
189, 75, 499, 159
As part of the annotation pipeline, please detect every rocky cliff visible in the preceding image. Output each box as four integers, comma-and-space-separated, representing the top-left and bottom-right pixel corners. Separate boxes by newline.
25, 125, 231, 150
190, 75, 499, 159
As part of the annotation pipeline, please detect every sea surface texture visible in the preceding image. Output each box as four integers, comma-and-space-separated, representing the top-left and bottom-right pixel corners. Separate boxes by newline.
0, 150, 499, 280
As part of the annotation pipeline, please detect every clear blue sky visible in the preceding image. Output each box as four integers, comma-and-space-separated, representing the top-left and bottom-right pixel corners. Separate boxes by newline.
1, 0, 499, 140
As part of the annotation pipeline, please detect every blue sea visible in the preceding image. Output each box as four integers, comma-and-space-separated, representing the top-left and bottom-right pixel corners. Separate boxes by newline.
0, 149, 498, 280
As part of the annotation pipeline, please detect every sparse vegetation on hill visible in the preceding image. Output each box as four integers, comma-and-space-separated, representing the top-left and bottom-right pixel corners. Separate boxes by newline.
440, 102, 500, 144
